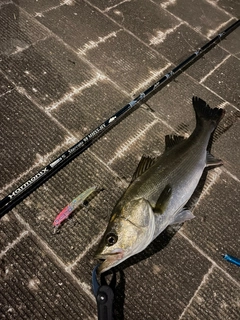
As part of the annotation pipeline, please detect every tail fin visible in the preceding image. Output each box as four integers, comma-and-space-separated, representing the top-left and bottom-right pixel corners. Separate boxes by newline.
192, 97, 225, 131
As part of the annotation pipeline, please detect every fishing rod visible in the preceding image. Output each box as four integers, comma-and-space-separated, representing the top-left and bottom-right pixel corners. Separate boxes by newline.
0, 19, 239, 218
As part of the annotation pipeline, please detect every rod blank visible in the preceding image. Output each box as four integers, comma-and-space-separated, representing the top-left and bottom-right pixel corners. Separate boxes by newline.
0, 19, 239, 218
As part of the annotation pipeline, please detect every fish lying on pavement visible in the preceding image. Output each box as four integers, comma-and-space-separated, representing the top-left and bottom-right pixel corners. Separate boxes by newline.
95, 97, 225, 274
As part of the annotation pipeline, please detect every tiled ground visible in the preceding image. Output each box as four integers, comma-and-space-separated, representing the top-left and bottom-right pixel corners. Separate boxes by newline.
0, 1, 239, 319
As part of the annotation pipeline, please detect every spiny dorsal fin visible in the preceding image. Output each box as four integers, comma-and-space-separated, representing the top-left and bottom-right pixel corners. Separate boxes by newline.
131, 156, 156, 182
165, 135, 185, 151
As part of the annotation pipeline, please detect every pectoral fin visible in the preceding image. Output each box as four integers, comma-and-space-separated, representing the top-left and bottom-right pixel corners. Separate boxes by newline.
154, 185, 172, 215
170, 209, 195, 225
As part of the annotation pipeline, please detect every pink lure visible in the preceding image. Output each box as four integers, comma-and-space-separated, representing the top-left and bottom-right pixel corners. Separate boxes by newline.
53, 186, 96, 232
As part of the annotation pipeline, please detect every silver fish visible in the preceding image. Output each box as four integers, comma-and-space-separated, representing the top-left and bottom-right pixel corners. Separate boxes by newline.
95, 97, 225, 273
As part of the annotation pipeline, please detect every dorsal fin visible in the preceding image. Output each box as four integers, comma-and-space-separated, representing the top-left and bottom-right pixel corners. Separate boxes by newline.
165, 135, 185, 151
131, 156, 156, 182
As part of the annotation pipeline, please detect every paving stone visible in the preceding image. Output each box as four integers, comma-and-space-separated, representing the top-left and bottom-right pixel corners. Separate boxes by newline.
90, 106, 157, 167
0, 213, 25, 252
51, 78, 129, 136
83, 29, 170, 94
0, 234, 96, 319
156, 0, 231, 37
219, 20, 240, 58
16, 149, 125, 264
0, 36, 96, 108
182, 171, 240, 282
0, 3, 49, 57
36, 0, 120, 51
147, 72, 225, 132
212, 106, 240, 178
202, 55, 240, 108
75, 231, 212, 320
215, 0, 240, 16
12, 0, 61, 15
181, 267, 240, 320
87, 0, 126, 11
0, 89, 67, 189
108, 117, 172, 181
186, 45, 230, 82
150, 22, 207, 64
0, 73, 14, 96
106, 0, 180, 46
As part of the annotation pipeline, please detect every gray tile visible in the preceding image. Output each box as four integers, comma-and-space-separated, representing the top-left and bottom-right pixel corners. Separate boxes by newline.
0, 234, 96, 319
109, 118, 171, 181
0, 73, 14, 95
87, 0, 127, 11
181, 268, 240, 320
91, 106, 157, 166
0, 37, 95, 108
203, 55, 240, 108
36, 0, 120, 51
0, 3, 49, 57
51, 78, 129, 136
106, 0, 179, 45
147, 73, 225, 133
0, 90, 67, 188
149, 23, 206, 64
215, 0, 240, 16
186, 45, 229, 82
212, 105, 240, 178
13, 0, 61, 15
219, 20, 240, 57
182, 171, 240, 282
0, 213, 25, 252
155, 0, 231, 37
84, 29, 169, 93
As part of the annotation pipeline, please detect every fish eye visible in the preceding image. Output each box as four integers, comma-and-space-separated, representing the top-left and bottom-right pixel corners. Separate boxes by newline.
105, 232, 118, 246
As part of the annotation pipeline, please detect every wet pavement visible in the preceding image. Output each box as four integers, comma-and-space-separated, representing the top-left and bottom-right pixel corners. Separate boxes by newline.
0, 1, 239, 319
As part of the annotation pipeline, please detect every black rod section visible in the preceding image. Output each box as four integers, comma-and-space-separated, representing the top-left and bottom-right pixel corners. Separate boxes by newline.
0, 19, 239, 218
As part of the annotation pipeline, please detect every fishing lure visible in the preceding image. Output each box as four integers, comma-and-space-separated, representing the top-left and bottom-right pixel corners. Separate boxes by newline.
53, 186, 97, 233
222, 254, 240, 267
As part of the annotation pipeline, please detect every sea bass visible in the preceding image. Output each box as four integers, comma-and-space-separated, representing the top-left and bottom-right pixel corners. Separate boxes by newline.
95, 97, 225, 274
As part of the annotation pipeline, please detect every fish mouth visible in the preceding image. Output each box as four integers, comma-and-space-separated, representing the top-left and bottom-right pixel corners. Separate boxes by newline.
96, 249, 124, 274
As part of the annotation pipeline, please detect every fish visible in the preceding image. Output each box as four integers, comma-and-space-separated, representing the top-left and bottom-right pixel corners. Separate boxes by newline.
95, 97, 225, 274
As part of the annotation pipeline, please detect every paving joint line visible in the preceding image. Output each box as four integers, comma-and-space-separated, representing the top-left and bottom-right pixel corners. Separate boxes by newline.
103, 0, 131, 13
16, 86, 79, 139
67, 231, 104, 271
200, 54, 231, 83
222, 168, 240, 183
178, 265, 215, 320
77, 30, 122, 56
0, 136, 78, 194
14, 211, 96, 302
107, 118, 159, 165
179, 231, 240, 288
0, 230, 29, 259
47, 72, 107, 112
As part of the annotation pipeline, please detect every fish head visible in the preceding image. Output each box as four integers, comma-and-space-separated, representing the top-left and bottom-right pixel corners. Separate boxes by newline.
95, 198, 155, 274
